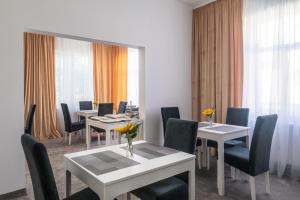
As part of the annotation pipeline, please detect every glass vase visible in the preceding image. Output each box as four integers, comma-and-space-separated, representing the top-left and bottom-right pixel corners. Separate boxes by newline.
208, 113, 214, 127
126, 138, 134, 158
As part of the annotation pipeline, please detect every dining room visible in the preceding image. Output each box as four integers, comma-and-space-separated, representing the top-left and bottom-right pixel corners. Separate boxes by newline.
1, 0, 300, 200
23, 31, 143, 147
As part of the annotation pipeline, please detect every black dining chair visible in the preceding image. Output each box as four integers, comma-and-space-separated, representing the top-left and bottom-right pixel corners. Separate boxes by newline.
161, 107, 203, 170
21, 134, 100, 200
161, 107, 180, 136
224, 114, 278, 200
205, 107, 249, 170
92, 103, 114, 144
61, 103, 85, 145
131, 118, 198, 200
79, 101, 93, 121
117, 101, 127, 114
98, 103, 114, 116
25, 104, 36, 135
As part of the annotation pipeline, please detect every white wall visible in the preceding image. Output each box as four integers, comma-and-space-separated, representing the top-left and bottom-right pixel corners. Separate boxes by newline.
0, 0, 192, 194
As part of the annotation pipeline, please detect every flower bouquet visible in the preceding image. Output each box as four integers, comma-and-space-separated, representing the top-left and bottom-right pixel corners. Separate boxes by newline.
114, 122, 141, 157
202, 108, 215, 126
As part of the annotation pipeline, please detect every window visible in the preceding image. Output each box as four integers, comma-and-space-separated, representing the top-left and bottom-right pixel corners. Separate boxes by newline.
244, 0, 300, 111
127, 48, 139, 106
55, 37, 94, 121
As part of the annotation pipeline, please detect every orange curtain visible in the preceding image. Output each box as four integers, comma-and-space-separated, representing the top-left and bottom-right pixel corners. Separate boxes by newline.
24, 32, 61, 139
93, 43, 128, 110
192, 0, 244, 122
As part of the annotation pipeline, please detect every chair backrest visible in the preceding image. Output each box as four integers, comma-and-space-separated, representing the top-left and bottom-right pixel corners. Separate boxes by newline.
161, 107, 180, 136
21, 134, 59, 200
79, 101, 93, 121
226, 107, 249, 127
25, 104, 36, 135
79, 101, 93, 110
61, 103, 72, 132
98, 103, 114, 116
164, 118, 198, 154
249, 114, 278, 176
117, 101, 127, 114
226, 107, 249, 142
164, 118, 198, 183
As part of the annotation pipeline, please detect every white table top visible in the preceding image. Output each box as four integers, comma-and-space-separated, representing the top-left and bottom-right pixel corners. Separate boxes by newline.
198, 122, 250, 135
64, 141, 195, 186
77, 110, 98, 116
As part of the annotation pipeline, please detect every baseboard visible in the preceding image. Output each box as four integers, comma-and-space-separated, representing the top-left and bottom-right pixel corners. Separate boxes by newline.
0, 188, 26, 200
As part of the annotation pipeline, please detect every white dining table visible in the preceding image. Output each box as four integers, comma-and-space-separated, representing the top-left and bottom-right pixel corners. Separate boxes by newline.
76, 110, 143, 149
64, 140, 195, 200
77, 110, 98, 120
197, 122, 250, 196
85, 117, 143, 149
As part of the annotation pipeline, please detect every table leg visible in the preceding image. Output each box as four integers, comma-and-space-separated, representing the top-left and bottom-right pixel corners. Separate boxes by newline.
246, 131, 250, 149
188, 161, 195, 200
118, 133, 122, 144
78, 115, 82, 137
217, 140, 225, 196
86, 124, 91, 149
138, 123, 144, 140
202, 138, 207, 167
106, 129, 111, 145
65, 170, 71, 197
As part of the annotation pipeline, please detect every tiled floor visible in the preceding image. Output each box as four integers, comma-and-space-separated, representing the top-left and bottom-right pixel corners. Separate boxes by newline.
5, 135, 300, 200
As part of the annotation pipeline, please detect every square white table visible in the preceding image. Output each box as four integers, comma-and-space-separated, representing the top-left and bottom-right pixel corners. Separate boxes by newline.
64, 141, 195, 200
77, 110, 143, 148
85, 117, 143, 149
77, 110, 98, 120
197, 122, 250, 196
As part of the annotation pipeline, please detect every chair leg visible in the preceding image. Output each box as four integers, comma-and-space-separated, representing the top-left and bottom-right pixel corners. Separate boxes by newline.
265, 171, 270, 194
97, 133, 100, 145
197, 146, 202, 170
249, 176, 256, 200
68, 133, 72, 145
235, 169, 241, 180
207, 147, 210, 170
231, 167, 236, 179
127, 193, 131, 200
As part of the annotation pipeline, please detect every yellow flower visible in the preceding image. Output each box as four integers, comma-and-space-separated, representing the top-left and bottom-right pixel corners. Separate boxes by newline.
201, 108, 214, 117
114, 123, 134, 134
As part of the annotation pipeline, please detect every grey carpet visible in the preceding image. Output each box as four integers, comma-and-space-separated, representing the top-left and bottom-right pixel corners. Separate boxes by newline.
6, 135, 300, 200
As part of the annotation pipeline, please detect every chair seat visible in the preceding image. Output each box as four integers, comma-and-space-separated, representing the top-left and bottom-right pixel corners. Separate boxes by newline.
224, 139, 246, 148
132, 177, 188, 200
224, 146, 250, 175
64, 188, 100, 200
70, 120, 85, 132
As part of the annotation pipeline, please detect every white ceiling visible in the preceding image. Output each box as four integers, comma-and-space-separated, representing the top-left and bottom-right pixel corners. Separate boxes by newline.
178, 0, 216, 8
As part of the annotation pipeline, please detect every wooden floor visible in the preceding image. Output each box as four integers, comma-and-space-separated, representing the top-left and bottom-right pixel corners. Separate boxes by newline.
4, 135, 300, 200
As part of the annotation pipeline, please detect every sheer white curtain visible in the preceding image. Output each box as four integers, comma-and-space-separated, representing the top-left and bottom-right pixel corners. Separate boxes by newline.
55, 37, 93, 132
244, 0, 300, 178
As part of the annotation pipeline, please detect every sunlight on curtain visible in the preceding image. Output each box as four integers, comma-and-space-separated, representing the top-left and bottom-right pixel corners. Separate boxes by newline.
24, 32, 61, 139
127, 48, 139, 106
243, 0, 300, 178
55, 37, 93, 132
